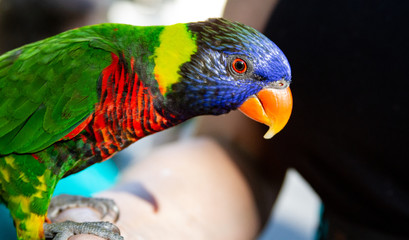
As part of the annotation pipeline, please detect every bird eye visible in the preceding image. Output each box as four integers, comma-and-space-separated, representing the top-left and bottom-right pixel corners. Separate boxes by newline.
232, 58, 247, 74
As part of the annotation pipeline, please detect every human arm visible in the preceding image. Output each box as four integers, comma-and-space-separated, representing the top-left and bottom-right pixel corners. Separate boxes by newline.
56, 137, 260, 240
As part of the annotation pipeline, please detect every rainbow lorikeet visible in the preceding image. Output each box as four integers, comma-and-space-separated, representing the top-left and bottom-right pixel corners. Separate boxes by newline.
0, 18, 292, 239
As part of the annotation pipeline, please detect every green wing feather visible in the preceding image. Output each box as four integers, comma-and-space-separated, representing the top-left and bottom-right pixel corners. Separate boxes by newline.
0, 25, 117, 155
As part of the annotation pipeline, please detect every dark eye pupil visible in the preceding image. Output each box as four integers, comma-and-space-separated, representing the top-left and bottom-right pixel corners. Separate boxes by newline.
232, 58, 247, 74
235, 61, 245, 71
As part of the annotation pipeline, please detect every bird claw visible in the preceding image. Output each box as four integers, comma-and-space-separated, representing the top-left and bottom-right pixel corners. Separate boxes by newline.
44, 221, 123, 240
48, 194, 120, 222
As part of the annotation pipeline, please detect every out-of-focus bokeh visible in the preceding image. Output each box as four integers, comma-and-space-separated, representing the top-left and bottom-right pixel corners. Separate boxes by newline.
108, 0, 226, 25
0, 0, 112, 53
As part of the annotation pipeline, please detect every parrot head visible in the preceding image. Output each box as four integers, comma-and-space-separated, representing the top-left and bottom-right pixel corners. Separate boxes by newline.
155, 18, 292, 138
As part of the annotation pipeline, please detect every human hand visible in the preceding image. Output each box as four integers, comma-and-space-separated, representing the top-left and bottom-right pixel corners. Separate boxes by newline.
53, 138, 260, 240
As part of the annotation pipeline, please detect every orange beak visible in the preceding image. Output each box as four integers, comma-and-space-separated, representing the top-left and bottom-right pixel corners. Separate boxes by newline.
238, 87, 293, 139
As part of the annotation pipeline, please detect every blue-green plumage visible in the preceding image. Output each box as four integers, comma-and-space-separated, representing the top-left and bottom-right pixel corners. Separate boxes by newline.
164, 18, 291, 119
0, 18, 292, 239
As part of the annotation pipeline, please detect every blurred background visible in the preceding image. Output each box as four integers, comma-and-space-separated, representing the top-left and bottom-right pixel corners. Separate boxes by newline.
0, 0, 320, 239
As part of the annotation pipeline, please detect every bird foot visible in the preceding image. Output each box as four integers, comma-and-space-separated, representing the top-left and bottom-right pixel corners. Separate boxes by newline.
44, 221, 123, 240
48, 194, 120, 222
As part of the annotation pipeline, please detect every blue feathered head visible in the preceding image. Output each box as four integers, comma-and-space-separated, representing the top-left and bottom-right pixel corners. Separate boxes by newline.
163, 18, 292, 137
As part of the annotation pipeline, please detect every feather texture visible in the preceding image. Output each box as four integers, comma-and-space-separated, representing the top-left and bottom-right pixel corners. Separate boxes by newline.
0, 19, 291, 239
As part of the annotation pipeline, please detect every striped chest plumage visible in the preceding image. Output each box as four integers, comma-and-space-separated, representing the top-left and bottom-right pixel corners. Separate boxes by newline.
76, 53, 182, 160
46, 23, 200, 175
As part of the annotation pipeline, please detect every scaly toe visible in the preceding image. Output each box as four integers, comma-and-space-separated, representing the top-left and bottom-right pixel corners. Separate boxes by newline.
44, 221, 123, 240
48, 194, 120, 222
